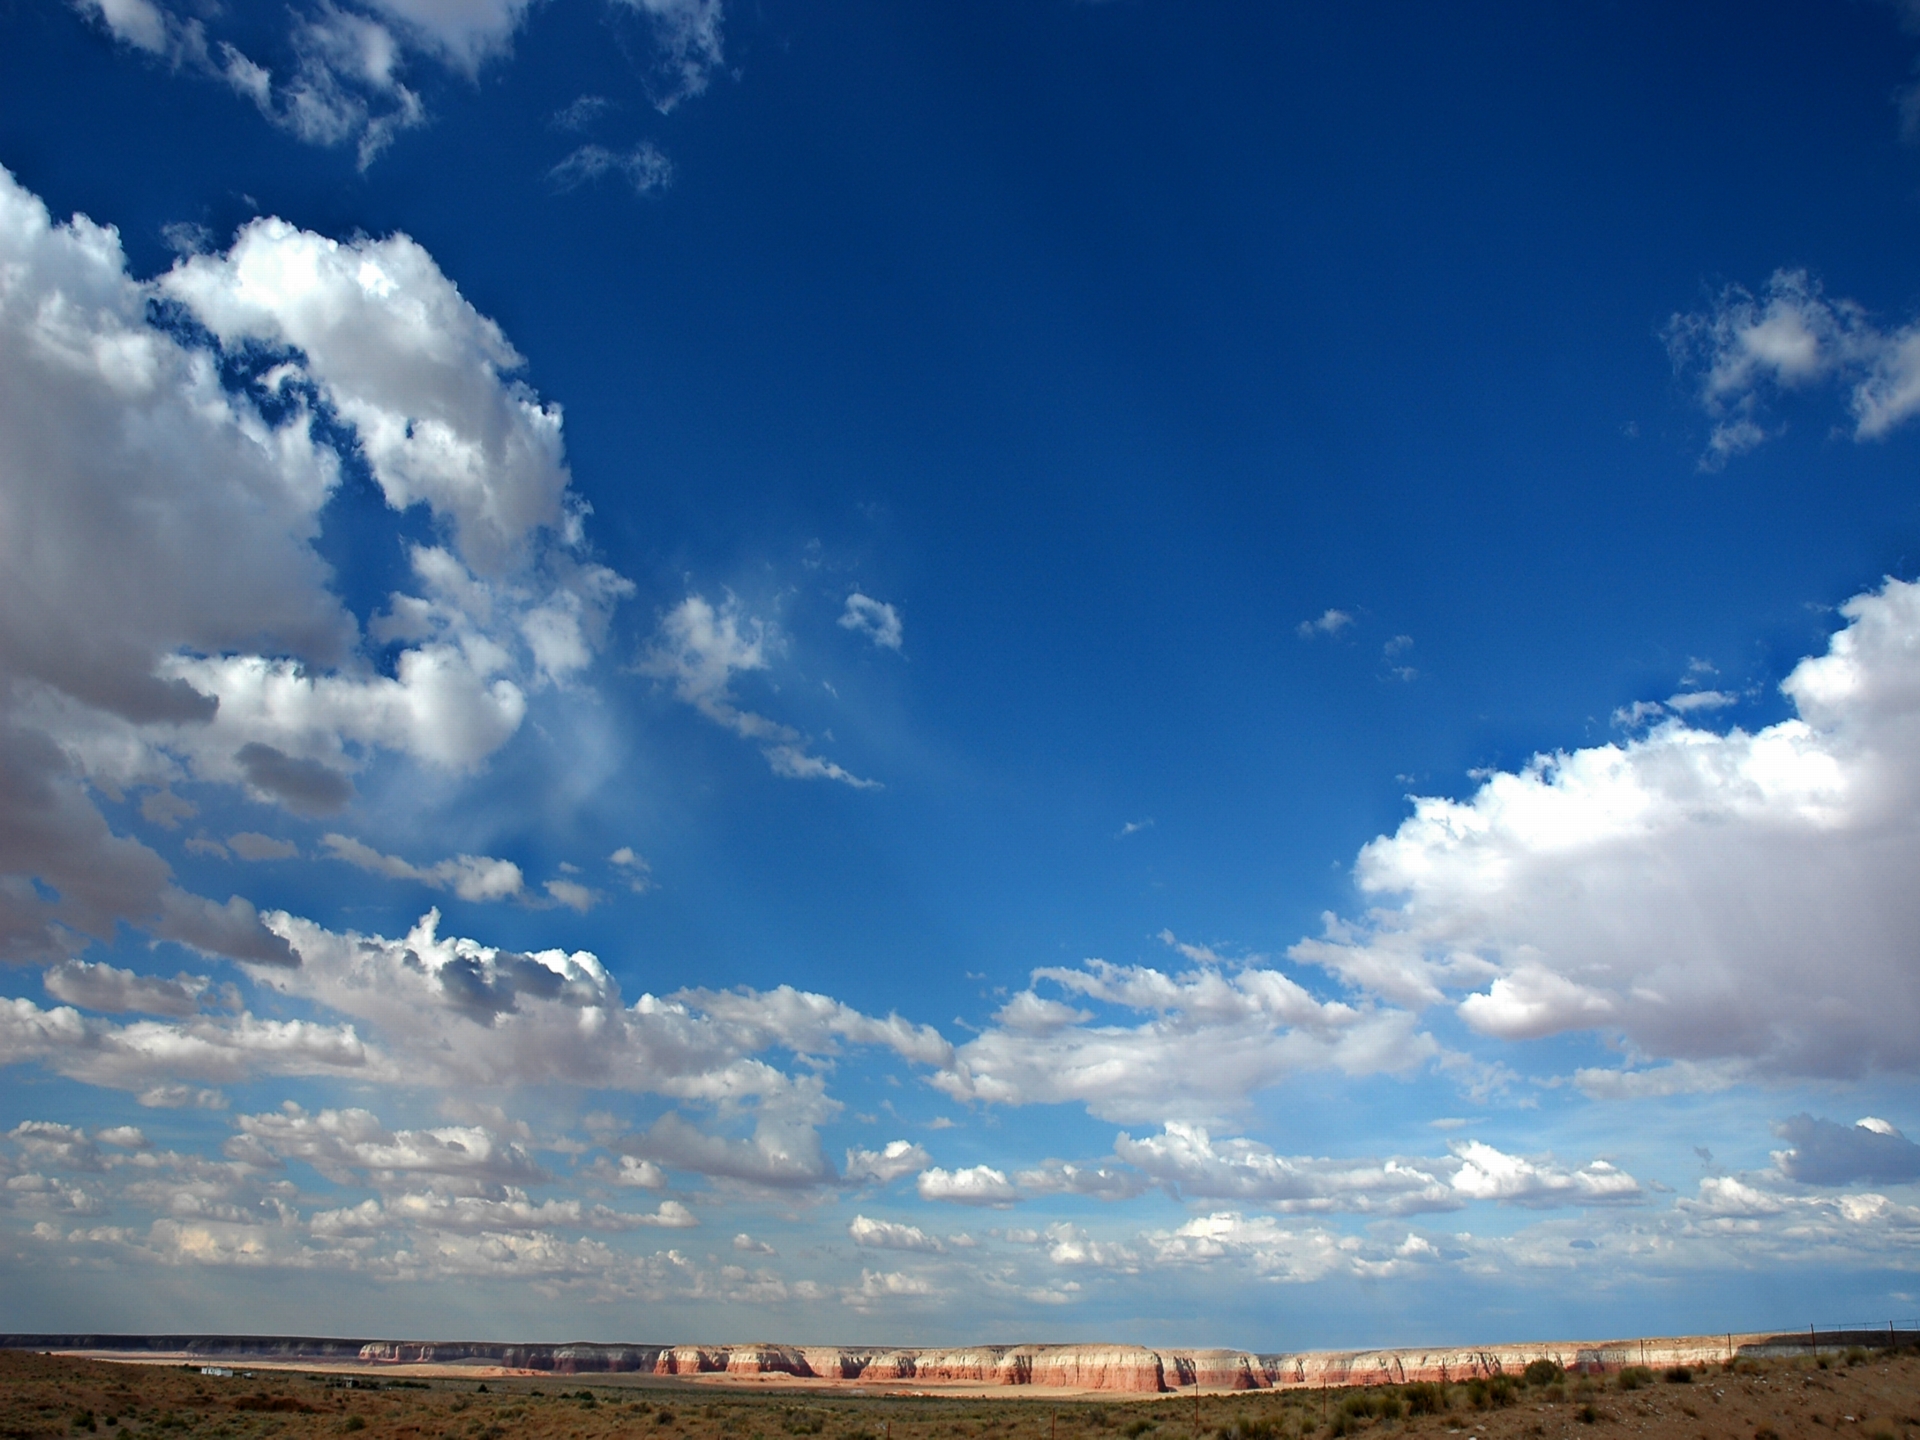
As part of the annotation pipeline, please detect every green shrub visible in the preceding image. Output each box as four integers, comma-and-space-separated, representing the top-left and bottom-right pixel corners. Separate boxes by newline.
1846, 1347, 1869, 1367
1401, 1383, 1443, 1415
1664, 1366, 1692, 1384
1577, 1404, 1597, 1425
1617, 1366, 1654, 1391
1522, 1359, 1563, 1388
1122, 1420, 1156, 1439
1373, 1395, 1403, 1422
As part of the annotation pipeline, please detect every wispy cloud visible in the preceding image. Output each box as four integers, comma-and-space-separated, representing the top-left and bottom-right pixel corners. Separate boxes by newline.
549, 142, 673, 195
1666, 268, 1920, 467
838, 592, 904, 651
638, 594, 878, 788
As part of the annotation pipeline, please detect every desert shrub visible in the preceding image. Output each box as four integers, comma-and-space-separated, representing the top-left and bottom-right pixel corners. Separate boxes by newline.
73, 1413, 97, 1432
1577, 1404, 1597, 1424
1465, 1379, 1488, 1410
1616, 1367, 1653, 1391
339, 1419, 365, 1434
1402, 1383, 1443, 1415
1847, 1348, 1869, 1366
1338, 1394, 1372, 1420
1664, 1366, 1692, 1384
655, 1411, 675, 1426
1084, 1411, 1110, 1429
1325, 1415, 1353, 1440
1373, 1395, 1403, 1422
1754, 1428, 1780, 1440
1225, 1418, 1277, 1440
1545, 1383, 1566, 1402
1522, 1360, 1563, 1388
1123, 1421, 1156, 1439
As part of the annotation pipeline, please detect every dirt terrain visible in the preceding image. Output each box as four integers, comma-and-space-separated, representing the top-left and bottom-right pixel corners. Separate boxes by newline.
5, 1345, 1920, 1440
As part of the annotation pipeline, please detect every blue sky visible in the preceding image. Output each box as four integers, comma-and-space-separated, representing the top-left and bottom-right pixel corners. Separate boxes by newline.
7, 0, 1920, 1351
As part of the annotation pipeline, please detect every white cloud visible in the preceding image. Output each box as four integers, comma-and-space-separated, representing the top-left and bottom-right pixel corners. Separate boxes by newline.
71, 0, 173, 54
844, 1139, 932, 1186
639, 594, 878, 788
0, 167, 626, 965
0, 997, 369, 1093
1032, 1221, 1138, 1272
1144, 1211, 1355, 1283
1296, 609, 1354, 639
1012, 1159, 1149, 1201
70, 0, 539, 165
616, 0, 724, 112
311, 1190, 695, 1235
842, 1267, 932, 1307
1445, 1140, 1639, 1208
543, 878, 596, 913
616, 1111, 832, 1190
609, 846, 654, 893
1667, 268, 1920, 465
838, 593, 903, 651
360, 0, 533, 71
232, 1104, 544, 1190
549, 143, 674, 196
933, 955, 1431, 1124
1293, 577, 1920, 1081
732, 1231, 774, 1254
321, 834, 527, 902
848, 1213, 943, 1252
916, 1165, 1018, 1206
1113, 1123, 1455, 1214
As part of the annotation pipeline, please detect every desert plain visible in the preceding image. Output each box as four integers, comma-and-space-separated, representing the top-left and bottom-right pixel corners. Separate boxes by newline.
5, 1342, 1920, 1440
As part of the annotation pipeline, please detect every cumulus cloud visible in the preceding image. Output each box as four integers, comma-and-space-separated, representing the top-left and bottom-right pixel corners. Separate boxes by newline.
933, 955, 1432, 1124
1113, 1123, 1454, 1214
1012, 1159, 1150, 1201
1110, 1124, 1635, 1213
848, 1213, 944, 1252
232, 1104, 546, 1190
1293, 577, 1920, 1082
42, 960, 210, 1018
639, 594, 878, 788
0, 166, 627, 967
842, 1267, 932, 1307
1774, 1114, 1920, 1186
1666, 268, 1920, 466
916, 1165, 1018, 1206
0, 997, 368, 1094
839, 593, 903, 651
616, 1112, 832, 1190
844, 1139, 933, 1186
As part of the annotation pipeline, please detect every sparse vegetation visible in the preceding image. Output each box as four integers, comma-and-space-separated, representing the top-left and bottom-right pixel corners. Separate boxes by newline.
6, 1344, 1920, 1440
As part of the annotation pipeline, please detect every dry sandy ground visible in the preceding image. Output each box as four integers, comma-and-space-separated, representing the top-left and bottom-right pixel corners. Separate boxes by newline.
4, 1348, 1919, 1440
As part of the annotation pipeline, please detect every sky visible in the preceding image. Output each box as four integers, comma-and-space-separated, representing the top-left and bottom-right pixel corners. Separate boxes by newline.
7, 0, 1920, 1353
